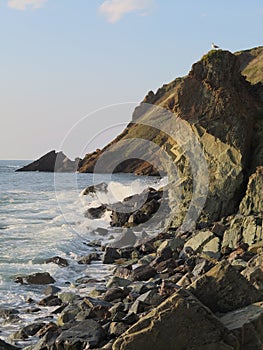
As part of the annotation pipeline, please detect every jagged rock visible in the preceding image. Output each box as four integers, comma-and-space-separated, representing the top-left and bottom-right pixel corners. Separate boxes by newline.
81, 182, 108, 195
187, 260, 263, 313
44, 256, 69, 267
16, 150, 80, 172
113, 289, 238, 350
102, 247, 121, 264
15, 272, 55, 285
222, 215, 263, 249
184, 230, 221, 259
239, 167, 263, 215
85, 205, 107, 219
109, 322, 129, 337
220, 301, 263, 350
241, 252, 263, 292
38, 295, 62, 307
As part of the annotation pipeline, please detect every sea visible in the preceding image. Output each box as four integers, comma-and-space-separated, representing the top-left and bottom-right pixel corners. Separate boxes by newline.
0, 159, 165, 343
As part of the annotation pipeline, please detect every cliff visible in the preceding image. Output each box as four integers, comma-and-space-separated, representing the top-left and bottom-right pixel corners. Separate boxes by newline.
78, 47, 263, 226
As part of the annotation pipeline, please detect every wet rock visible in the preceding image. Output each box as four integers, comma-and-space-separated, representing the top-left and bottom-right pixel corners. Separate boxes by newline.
0, 308, 19, 321
78, 252, 100, 265
113, 289, 238, 350
15, 272, 55, 285
38, 295, 62, 307
85, 205, 107, 219
55, 319, 105, 349
130, 265, 156, 281
113, 266, 133, 279
187, 260, 263, 313
58, 292, 80, 304
33, 324, 60, 350
43, 285, 61, 296
11, 322, 45, 340
220, 301, 263, 350
44, 256, 69, 267
82, 182, 108, 196
103, 247, 121, 264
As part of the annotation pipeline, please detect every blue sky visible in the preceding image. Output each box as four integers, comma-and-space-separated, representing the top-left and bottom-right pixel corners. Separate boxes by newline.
1, 0, 263, 159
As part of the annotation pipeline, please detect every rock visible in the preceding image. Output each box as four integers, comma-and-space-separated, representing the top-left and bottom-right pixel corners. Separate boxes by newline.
113, 289, 238, 350
113, 266, 132, 279
38, 295, 62, 307
220, 301, 263, 350
241, 252, 263, 292
85, 205, 107, 219
103, 288, 129, 302
103, 247, 121, 264
44, 256, 69, 267
109, 322, 129, 337
0, 339, 21, 350
57, 304, 80, 326
187, 260, 263, 313
81, 182, 108, 196
130, 265, 156, 281
129, 300, 146, 315
55, 320, 105, 349
78, 252, 100, 265
58, 292, 80, 304
11, 322, 45, 340
184, 230, 221, 259
239, 167, 263, 215
157, 237, 185, 253
84, 297, 112, 309
122, 313, 139, 325
16, 150, 79, 172
136, 290, 163, 306
15, 272, 55, 285
106, 276, 132, 289
43, 285, 61, 296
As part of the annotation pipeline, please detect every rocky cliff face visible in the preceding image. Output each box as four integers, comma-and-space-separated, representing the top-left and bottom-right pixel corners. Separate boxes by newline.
78, 48, 263, 227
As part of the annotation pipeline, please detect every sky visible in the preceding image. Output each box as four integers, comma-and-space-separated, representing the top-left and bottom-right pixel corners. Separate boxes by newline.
0, 0, 263, 160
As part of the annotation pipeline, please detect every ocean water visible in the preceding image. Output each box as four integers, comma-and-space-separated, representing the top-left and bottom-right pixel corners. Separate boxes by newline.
0, 160, 164, 341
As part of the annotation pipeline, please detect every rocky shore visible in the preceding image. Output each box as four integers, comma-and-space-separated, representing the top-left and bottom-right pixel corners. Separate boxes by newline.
1, 166, 262, 349
6, 46, 263, 349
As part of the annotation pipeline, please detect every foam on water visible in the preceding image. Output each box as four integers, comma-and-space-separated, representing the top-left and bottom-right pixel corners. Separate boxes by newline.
0, 160, 165, 343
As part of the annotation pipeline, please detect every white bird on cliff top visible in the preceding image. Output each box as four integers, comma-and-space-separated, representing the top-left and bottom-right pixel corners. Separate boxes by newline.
211, 42, 220, 49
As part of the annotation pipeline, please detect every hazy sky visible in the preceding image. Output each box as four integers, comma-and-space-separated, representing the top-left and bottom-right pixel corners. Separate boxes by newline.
1, 0, 263, 160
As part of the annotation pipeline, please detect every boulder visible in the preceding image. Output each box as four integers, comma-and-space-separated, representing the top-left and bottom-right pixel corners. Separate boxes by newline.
15, 272, 55, 285
184, 230, 221, 259
130, 265, 157, 281
81, 182, 108, 196
220, 301, 263, 350
55, 319, 105, 349
85, 205, 107, 219
113, 289, 238, 350
187, 260, 263, 313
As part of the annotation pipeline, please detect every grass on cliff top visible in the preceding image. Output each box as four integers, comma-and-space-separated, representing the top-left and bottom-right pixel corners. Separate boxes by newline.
201, 49, 226, 64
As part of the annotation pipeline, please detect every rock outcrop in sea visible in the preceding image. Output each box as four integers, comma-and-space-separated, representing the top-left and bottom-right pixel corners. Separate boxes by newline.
16, 150, 80, 172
